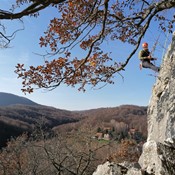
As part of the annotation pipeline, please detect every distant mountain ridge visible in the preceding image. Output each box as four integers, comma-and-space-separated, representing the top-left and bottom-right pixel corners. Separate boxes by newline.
0, 92, 38, 106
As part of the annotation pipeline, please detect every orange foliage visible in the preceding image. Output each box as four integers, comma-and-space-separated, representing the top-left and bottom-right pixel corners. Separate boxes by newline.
12, 0, 175, 93
108, 139, 141, 163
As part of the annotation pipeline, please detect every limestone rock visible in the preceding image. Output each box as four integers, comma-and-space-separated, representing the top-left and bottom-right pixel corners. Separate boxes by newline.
92, 161, 142, 175
92, 161, 111, 175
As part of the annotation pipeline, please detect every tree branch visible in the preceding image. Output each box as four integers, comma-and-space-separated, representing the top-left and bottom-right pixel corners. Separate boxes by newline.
0, 0, 67, 20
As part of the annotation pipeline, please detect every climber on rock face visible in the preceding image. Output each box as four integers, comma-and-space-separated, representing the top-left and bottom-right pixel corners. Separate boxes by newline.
138, 42, 160, 72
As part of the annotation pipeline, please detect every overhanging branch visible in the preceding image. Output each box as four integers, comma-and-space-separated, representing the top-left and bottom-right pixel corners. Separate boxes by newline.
0, 0, 67, 20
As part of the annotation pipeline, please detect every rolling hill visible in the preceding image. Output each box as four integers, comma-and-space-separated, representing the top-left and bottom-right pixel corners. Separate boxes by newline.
0, 92, 38, 106
54, 105, 148, 140
0, 104, 82, 148
0, 92, 82, 148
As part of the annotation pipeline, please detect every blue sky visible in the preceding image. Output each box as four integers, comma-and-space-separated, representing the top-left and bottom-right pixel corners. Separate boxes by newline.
0, 1, 174, 110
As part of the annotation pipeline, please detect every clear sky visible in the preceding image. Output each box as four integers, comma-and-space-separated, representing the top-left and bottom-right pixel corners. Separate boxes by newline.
0, 1, 174, 110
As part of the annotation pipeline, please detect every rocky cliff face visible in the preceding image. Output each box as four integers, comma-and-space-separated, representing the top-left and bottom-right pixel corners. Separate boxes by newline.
139, 32, 175, 175
92, 33, 175, 175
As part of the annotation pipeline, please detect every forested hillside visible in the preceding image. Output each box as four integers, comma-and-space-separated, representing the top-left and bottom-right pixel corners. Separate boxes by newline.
0, 104, 147, 148
55, 105, 147, 138
0, 104, 81, 148
0, 104, 147, 174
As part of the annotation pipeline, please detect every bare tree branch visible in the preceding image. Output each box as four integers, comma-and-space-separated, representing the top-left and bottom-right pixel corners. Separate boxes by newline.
0, 0, 67, 20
